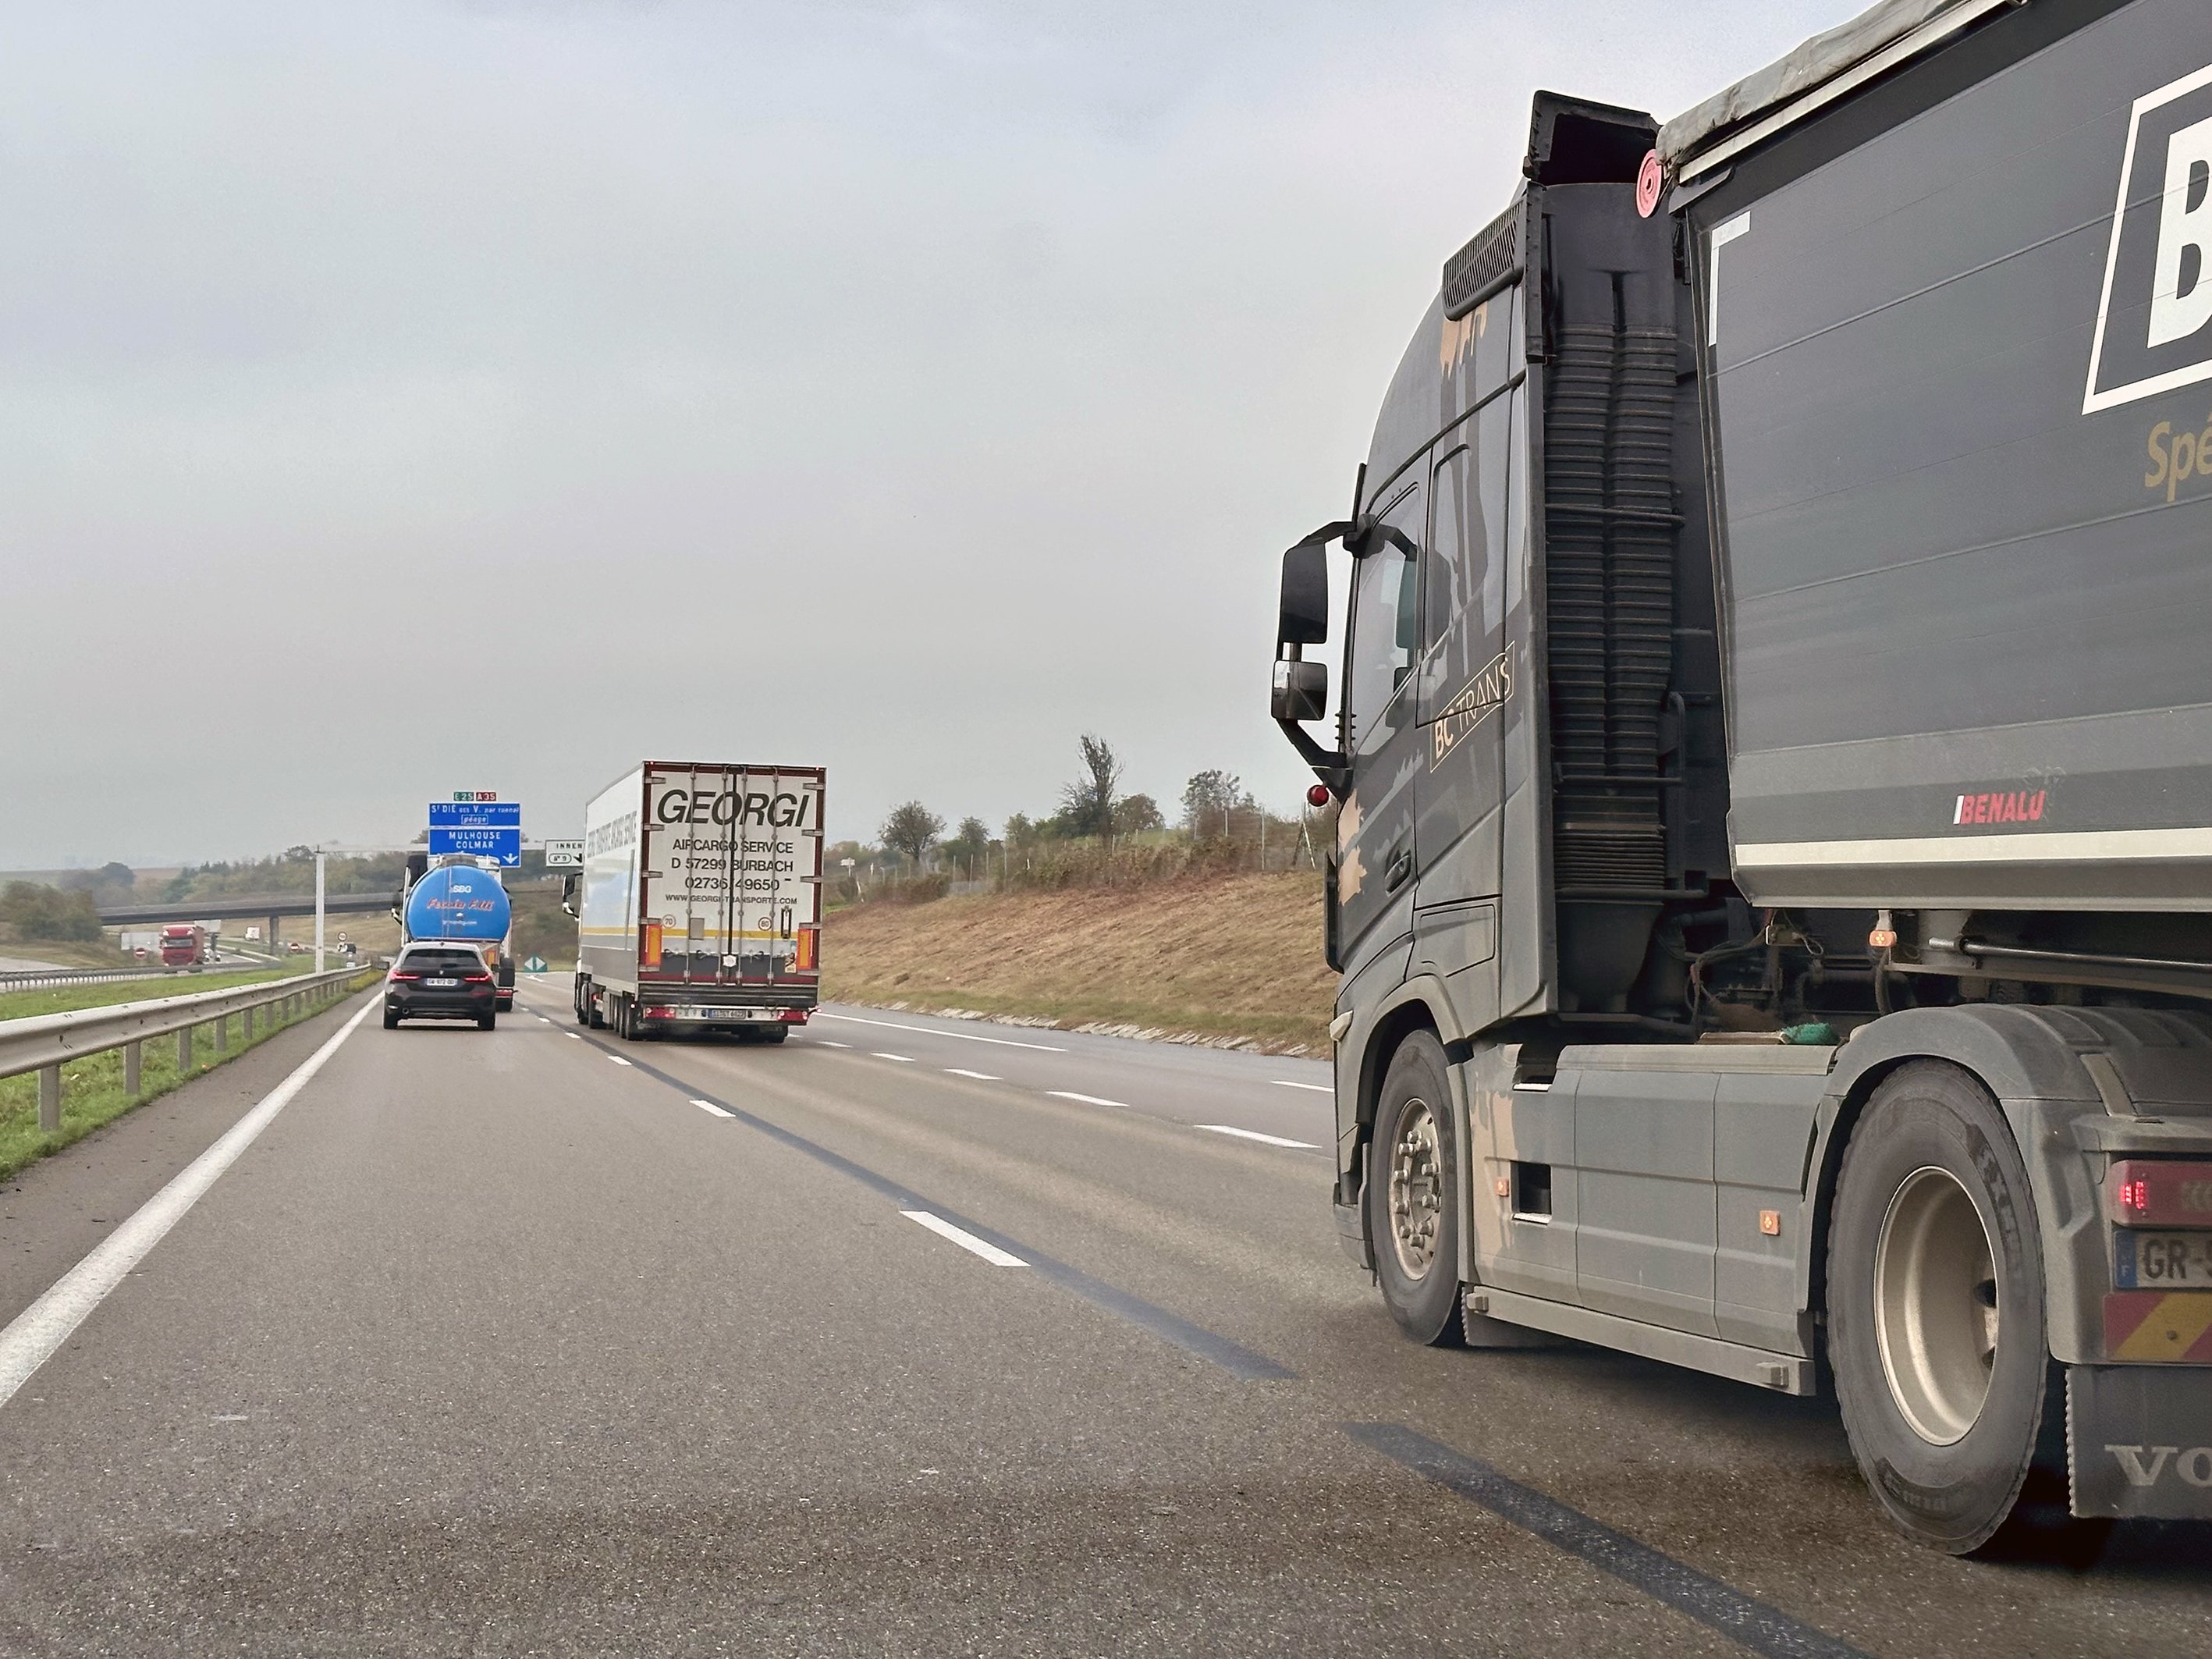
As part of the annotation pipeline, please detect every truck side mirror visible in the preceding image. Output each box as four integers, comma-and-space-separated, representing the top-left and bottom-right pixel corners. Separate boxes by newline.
559, 873, 580, 918
1278, 539, 1331, 647
1272, 658, 1328, 723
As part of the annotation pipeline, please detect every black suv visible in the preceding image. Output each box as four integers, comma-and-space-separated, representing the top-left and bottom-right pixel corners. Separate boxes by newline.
385, 944, 499, 1030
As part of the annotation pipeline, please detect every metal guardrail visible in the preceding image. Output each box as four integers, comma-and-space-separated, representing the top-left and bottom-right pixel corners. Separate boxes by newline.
0, 966, 378, 1134
0, 964, 175, 993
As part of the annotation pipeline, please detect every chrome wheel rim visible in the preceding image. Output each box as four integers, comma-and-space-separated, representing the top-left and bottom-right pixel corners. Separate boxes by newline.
1387, 1099, 1443, 1281
1874, 1166, 1998, 1445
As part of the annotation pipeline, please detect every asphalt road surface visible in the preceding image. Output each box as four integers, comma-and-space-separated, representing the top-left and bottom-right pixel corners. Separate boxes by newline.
0, 977, 2204, 1655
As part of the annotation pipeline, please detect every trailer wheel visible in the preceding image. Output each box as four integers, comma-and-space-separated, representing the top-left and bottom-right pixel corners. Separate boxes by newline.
1828, 1060, 2054, 1554
1366, 1030, 1463, 1345
587, 985, 606, 1030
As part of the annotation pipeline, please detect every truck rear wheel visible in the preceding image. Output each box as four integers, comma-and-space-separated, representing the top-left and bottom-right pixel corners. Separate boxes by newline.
1366, 1030, 1464, 1346
1828, 1060, 2055, 1554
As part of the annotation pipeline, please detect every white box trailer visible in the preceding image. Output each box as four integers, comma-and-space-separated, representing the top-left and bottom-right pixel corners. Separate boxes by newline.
571, 761, 825, 1043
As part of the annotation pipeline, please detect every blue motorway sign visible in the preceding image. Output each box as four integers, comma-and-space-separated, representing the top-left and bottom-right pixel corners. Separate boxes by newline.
429, 801, 520, 829
428, 826, 522, 865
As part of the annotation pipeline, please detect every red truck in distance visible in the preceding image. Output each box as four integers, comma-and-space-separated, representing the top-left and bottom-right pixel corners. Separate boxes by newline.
158, 925, 210, 971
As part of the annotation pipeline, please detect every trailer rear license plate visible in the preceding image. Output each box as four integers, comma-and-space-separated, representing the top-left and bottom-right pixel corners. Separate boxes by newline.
2116, 1231, 2212, 1288
425, 977, 458, 988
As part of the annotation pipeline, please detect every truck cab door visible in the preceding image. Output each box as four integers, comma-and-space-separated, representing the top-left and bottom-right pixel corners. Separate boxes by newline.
1337, 475, 1426, 968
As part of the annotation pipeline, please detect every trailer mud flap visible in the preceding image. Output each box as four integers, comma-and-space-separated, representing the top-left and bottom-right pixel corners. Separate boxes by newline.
2067, 1365, 2212, 1519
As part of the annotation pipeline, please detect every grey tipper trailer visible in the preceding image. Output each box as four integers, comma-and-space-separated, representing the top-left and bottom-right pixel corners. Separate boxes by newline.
1270, 0, 2212, 1552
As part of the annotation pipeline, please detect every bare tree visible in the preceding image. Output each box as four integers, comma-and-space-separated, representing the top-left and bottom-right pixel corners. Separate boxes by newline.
1059, 734, 1123, 842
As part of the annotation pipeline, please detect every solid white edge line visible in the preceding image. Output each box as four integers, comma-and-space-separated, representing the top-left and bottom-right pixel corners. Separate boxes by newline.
607, 1055, 633, 1066
0, 996, 377, 1409
1046, 1090, 1127, 1108
1197, 1124, 1319, 1149
872, 1053, 915, 1064
1271, 1079, 1332, 1093
691, 1099, 734, 1118
815, 1011, 1065, 1051
943, 1068, 1000, 1081
900, 1210, 1026, 1266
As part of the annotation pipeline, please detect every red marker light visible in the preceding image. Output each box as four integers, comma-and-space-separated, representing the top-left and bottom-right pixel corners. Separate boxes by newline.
1307, 783, 1332, 808
1635, 149, 1664, 218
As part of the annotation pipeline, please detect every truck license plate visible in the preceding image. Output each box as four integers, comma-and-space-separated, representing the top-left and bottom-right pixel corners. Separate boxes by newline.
2117, 1231, 2212, 1288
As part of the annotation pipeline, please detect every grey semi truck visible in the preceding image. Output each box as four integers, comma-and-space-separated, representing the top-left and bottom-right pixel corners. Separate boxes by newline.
1271, 0, 2212, 1551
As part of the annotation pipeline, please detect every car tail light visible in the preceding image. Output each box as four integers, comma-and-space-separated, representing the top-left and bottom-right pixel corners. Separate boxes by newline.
795, 925, 818, 973
389, 972, 420, 982
2108, 1160, 2212, 1227
463, 972, 492, 983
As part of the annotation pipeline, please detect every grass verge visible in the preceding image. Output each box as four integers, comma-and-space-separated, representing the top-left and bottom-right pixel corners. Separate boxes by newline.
821, 872, 1334, 1053
0, 963, 314, 1024
0, 967, 380, 1183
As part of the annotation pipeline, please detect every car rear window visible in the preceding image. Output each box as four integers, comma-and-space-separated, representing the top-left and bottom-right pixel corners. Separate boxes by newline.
401, 950, 482, 972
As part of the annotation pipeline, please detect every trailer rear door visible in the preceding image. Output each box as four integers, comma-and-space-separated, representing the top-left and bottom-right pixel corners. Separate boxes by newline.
637, 764, 824, 989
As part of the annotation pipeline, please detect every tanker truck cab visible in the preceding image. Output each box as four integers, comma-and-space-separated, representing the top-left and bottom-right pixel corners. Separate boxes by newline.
1274, 28, 2212, 1555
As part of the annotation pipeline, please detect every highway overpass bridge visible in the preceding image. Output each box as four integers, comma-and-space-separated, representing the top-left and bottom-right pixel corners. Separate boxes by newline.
98, 893, 397, 939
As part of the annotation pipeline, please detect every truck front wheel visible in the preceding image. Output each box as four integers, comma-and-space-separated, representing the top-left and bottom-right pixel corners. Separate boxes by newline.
1365, 1030, 1463, 1346
1828, 1060, 2055, 1554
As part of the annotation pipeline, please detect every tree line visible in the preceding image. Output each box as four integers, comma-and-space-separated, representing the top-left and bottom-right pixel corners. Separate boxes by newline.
855, 734, 1310, 886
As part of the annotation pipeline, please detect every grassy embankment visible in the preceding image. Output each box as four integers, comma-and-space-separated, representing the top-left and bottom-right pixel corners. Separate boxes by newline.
821, 870, 1335, 1053
0, 961, 380, 1181
0, 938, 133, 971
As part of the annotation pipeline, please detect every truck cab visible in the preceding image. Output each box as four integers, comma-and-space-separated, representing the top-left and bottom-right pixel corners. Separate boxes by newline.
1273, 17, 2212, 1553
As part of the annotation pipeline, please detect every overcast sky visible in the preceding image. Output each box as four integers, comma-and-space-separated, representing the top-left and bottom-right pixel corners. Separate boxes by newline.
1, 0, 1841, 868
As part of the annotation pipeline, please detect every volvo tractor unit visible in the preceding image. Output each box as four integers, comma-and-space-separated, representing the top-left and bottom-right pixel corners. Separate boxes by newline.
1271, 0, 2212, 1551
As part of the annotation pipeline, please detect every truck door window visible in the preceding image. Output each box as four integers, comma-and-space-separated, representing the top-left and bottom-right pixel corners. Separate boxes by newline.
1347, 481, 1424, 755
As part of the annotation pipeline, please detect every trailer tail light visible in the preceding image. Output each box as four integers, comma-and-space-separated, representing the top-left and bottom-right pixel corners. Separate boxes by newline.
780, 1007, 808, 1023
795, 925, 818, 973
643, 1005, 673, 1019
2108, 1160, 2212, 1227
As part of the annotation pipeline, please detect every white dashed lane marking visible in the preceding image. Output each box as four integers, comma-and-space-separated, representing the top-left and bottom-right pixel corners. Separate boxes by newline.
901, 1211, 1027, 1266
944, 1068, 1000, 1082
1197, 1124, 1319, 1149
815, 1011, 1064, 1052
607, 1055, 633, 1067
873, 1053, 915, 1064
1272, 1079, 1331, 1094
691, 1099, 733, 1118
1047, 1091, 1127, 1109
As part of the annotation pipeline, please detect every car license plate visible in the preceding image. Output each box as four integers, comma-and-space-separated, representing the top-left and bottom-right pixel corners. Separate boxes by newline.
425, 977, 459, 988
2117, 1231, 2212, 1288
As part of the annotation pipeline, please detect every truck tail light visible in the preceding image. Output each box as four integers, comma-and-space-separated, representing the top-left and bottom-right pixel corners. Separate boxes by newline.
795, 925, 818, 972
2108, 1160, 2212, 1227
780, 1007, 808, 1023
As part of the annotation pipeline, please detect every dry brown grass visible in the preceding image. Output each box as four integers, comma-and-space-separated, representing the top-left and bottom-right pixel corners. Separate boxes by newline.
821, 871, 1335, 1052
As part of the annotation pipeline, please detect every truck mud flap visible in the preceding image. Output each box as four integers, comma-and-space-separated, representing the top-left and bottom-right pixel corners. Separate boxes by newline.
2068, 1365, 2212, 1519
